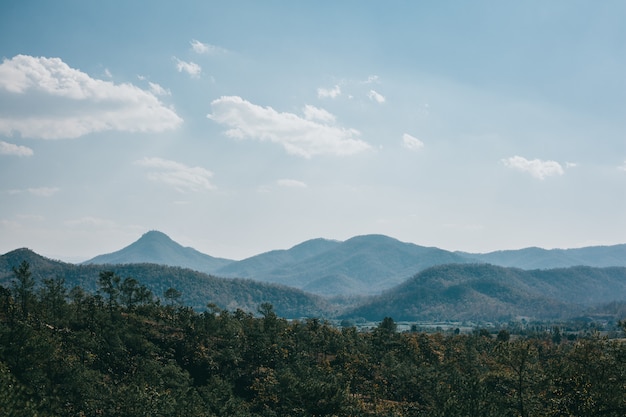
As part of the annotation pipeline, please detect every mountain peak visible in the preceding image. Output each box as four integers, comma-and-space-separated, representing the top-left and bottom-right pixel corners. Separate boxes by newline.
139, 230, 173, 242
82, 231, 233, 273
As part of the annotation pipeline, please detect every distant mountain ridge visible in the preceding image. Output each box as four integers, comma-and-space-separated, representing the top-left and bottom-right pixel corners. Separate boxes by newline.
83, 230, 234, 274
2, 248, 626, 322
79, 231, 626, 297
459, 244, 626, 269
217, 235, 472, 295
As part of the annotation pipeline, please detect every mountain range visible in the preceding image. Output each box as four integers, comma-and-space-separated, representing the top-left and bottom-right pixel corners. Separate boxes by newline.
2, 231, 626, 322
84, 231, 626, 296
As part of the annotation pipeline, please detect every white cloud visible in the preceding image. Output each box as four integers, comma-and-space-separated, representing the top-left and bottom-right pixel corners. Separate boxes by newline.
173, 57, 201, 77
190, 39, 227, 55
619, 160, 626, 172
148, 81, 170, 96
317, 85, 341, 99
28, 187, 60, 197
402, 133, 424, 151
368, 89, 386, 103
302, 105, 335, 123
208, 96, 370, 158
0, 140, 33, 156
135, 157, 215, 192
501, 156, 564, 180
7, 187, 60, 196
65, 216, 117, 228
364, 75, 379, 84
277, 179, 307, 188
0, 55, 182, 139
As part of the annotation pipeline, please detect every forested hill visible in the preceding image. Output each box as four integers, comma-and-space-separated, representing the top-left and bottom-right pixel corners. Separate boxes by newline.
343, 263, 626, 321
0, 248, 329, 318
217, 234, 472, 295
79, 231, 626, 297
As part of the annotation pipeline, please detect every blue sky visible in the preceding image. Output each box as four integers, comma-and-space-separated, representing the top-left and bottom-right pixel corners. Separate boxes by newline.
1, 1, 625, 261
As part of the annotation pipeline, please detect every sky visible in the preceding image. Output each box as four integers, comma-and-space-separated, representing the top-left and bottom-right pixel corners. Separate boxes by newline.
1, 1, 625, 262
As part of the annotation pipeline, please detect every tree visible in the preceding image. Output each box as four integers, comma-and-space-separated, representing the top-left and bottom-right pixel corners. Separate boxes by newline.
164, 287, 182, 306
98, 270, 120, 315
39, 276, 67, 322
119, 277, 140, 310
11, 260, 35, 318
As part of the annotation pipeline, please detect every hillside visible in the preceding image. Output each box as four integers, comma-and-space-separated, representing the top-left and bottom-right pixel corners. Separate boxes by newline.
216, 238, 341, 278
220, 234, 472, 295
459, 244, 626, 269
0, 248, 328, 318
83, 230, 234, 274
79, 231, 626, 297
342, 263, 626, 322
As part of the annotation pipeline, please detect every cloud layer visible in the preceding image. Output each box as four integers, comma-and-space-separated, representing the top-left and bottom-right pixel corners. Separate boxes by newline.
402, 133, 424, 151
208, 96, 370, 158
0, 55, 183, 139
501, 156, 564, 180
0, 140, 33, 156
135, 157, 215, 192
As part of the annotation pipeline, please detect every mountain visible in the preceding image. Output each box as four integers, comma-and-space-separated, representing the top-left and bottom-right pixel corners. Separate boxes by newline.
218, 234, 472, 296
4, 248, 626, 322
342, 263, 626, 322
80, 231, 626, 297
216, 238, 341, 279
1, 248, 327, 317
458, 244, 626, 269
83, 230, 234, 274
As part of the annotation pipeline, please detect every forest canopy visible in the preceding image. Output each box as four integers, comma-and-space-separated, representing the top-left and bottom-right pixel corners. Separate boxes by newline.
1, 261, 625, 416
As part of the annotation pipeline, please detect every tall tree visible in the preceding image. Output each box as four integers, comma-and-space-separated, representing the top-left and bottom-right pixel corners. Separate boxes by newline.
97, 271, 120, 315
11, 261, 35, 318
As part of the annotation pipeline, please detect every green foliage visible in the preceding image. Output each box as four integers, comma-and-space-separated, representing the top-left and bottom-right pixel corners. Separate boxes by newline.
0, 262, 625, 416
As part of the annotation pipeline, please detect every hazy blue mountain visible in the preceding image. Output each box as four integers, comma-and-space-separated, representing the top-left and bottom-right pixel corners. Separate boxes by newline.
82, 230, 234, 274
342, 263, 626, 322
223, 234, 473, 296
3, 248, 626, 322
458, 244, 626, 269
216, 238, 341, 278
0, 248, 328, 318
11, 231, 626, 300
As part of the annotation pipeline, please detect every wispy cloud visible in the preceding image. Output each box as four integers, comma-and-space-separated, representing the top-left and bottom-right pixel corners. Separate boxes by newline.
0, 140, 33, 156
28, 187, 60, 197
148, 81, 170, 96
0, 55, 182, 139
501, 156, 564, 180
277, 179, 307, 188
619, 160, 626, 172
317, 85, 341, 99
402, 133, 424, 151
302, 105, 335, 123
208, 96, 370, 158
173, 57, 201, 78
135, 157, 215, 193
65, 216, 117, 228
368, 89, 386, 103
7, 187, 60, 196
190, 39, 228, 55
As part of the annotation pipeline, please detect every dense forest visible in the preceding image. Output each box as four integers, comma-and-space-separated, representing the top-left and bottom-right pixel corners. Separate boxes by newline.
1, 261, 626, 416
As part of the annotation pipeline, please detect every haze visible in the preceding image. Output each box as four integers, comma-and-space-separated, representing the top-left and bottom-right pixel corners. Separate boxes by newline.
1, 1, 625, 262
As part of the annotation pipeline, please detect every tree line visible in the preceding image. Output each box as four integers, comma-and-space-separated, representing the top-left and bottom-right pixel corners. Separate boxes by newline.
1, 261, 625, 416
